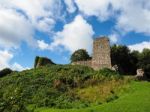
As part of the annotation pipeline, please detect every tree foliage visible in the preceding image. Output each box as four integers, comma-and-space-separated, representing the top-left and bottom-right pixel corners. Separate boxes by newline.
111, 45, 137, 74
70, 49, 91, 62
111, 45, 150, 77
137, 49, 150, 78
0, 68, 13, 78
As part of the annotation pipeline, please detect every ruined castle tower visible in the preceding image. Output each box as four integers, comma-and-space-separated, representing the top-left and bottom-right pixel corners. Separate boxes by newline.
72, 37, 112, 70
92, 37, 111, 70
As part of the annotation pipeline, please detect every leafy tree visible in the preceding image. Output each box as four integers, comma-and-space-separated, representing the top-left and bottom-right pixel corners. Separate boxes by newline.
129, 50, 140, 74
111, 45, 137, 75
111, 44, 150, 77
70, 49, 91, 62
138, 48, 150, 78
0, 68, 12, 78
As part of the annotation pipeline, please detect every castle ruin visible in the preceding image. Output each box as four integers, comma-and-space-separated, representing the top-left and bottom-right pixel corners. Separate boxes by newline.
72, 37, 112, 70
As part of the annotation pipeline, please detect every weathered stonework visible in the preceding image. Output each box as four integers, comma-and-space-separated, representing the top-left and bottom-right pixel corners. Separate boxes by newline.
72, 60, 92, 68
72, 37, 112, 70
92, 37, 111, 70
34, 56, 55, 68
135, 69, 146, 80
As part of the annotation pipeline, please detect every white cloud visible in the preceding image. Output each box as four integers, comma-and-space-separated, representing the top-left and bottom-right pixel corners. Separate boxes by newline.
115, 0, 150, 35
0, 50, 13, 70
64, 0, 76, 13
12, 62, 29, 71
109, 33, 119, 43
9, 0, 54, 20
50, 15, 94, 53
0, 50, 29, 71
75, 0, 111, 21
0, 8, 35, 49
75, 0, 150, 35
36, 18, 55, 32
9, 0, 61, 32
129, 41, 150, 52
0, 0, 65, 69
37, 40, 49, 50
0, 0, 63, 49
0, 0, 60, 21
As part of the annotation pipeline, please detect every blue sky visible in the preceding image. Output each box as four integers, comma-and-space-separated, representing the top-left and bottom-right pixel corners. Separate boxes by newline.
0, 0, 150, 71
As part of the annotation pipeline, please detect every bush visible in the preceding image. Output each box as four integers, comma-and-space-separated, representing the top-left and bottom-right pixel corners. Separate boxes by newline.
0, 68, 12, 78
106, 95, 118, 103
96, 68, 121, 79
70, 49, 91, 62
0, 65, 124, 110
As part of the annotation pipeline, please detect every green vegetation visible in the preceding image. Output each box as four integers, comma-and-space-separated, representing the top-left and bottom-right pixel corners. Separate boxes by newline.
111, 45, 136, 74
111, 45, 150, 78
0, 45, 150, 112
137, 49, 150, 78
35, 81, 150, 112
70, 49, 91, 62
70, 45, 150, 78
0, 68, 13, 78
0, 65, 126, 111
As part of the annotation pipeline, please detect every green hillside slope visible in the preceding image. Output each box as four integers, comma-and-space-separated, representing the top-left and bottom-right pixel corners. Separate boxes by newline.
35, 81, 150, 112
0, 65, 149, 112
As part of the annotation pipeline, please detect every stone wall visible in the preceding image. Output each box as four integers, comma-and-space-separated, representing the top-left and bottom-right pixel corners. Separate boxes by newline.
72, 37, 112, 70
72, 60, 92, 68
34, 56, 55, 68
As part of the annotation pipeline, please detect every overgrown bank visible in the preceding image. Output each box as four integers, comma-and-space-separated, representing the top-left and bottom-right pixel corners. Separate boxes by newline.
0, 65, 129, 111
35, 81, 150, 112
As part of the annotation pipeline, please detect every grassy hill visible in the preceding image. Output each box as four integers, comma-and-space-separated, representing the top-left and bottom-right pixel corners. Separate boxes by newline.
0, 65, 149, 112
36, 81, 150, 112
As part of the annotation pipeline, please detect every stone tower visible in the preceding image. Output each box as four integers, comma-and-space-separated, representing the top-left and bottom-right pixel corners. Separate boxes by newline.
72, 36, 112, 70
92, 37, 111, 70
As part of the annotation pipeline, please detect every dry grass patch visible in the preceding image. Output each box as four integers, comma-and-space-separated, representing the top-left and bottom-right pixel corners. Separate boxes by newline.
76, 79, 129, 103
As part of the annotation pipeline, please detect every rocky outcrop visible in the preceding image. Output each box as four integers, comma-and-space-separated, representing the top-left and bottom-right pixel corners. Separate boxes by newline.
135, 69, 146, 80
34, 56, 55, 68
112, 65, 119, 71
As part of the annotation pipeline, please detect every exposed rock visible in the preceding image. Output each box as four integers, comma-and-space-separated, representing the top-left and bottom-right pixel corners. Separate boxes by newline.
112, 65, 118, 71
135, 69, 146, 80
34, 56, 55, 68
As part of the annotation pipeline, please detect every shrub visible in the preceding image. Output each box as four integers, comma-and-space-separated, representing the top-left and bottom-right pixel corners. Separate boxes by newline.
70, 49, 91, 62
96, 68, 121, 79
106, 95, 118, 103
0, 68, 12, 78
0, 65, 124, 110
